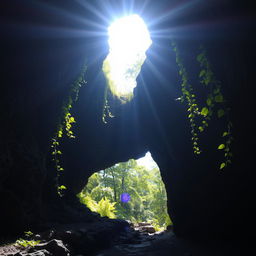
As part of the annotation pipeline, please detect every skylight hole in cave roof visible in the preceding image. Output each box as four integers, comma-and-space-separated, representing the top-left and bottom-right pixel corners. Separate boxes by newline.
103, 14, 152, 102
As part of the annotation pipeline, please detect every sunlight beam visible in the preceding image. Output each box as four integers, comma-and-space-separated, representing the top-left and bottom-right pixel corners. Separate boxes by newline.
103, 14, 152, 102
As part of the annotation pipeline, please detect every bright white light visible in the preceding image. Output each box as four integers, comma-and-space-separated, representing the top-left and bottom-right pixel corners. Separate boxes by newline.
136, 152, 158, 170
103, 14, 152, 100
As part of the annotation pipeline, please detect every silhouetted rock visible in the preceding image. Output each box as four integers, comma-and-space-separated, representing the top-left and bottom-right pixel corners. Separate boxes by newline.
29, 240, 69, 256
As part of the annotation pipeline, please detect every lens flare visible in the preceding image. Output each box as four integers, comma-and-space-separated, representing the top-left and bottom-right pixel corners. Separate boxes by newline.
120, 193, 131, 203
103, 14, 152, 101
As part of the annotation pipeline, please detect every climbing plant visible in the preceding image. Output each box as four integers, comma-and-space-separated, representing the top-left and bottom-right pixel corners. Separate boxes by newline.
171, 41, 202, 155
51, 64, 87, 196
196, 46, 233, 169
102, 87, 115, 124
172, 41, 233, 169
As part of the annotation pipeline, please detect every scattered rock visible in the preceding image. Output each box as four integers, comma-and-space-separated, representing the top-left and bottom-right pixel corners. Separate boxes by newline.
138, 222, 150, 227
29, 239, 69, 256
12, 250, 51, 256
27, 249, 51, 256
140, 225, 156, 234
132, 222, 156, 234
12, 253, 23, 256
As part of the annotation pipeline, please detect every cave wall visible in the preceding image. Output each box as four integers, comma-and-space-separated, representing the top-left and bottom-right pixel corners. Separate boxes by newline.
136, 37, 256, 238
0, 0, 95, 235
1, 0, 255, 240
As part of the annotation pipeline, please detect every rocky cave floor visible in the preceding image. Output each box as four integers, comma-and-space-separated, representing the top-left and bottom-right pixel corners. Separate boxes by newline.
0, 217, 247, 256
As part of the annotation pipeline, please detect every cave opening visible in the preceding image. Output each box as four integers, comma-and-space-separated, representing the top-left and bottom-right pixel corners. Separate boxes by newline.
102, 14, 152, 103
78, 152, 172, 233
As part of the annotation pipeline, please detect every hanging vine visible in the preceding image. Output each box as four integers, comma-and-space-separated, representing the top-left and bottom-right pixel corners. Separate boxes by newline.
171, 41, 202, 155
196, 46, 233, 169
102, 86, 115, 124
51, 64, 87, 196
172, 41, 233, 169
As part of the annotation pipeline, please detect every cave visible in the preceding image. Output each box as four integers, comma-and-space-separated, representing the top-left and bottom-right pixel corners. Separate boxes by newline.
0, 1, 255, 255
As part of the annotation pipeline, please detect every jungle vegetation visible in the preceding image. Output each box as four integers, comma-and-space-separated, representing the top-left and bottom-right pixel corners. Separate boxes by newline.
78, 159, 172, 231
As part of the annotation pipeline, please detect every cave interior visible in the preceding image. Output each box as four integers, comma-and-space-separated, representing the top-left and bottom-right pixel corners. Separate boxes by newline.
0, 0, 255, 255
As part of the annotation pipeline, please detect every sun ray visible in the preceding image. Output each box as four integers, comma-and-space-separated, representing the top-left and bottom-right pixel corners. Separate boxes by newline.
75, 0, 111, 24
147, 0, 203, 28
103, 14, 152, 102
138, 73, 174, 159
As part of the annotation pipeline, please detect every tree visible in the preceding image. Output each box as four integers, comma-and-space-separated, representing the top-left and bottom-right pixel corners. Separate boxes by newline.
78, 159, 172, 230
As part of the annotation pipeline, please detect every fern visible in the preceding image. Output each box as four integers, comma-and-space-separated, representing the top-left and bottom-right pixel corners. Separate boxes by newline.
78, 193, 116, 219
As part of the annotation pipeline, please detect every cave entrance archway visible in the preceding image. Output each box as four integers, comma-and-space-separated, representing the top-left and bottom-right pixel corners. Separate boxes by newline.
78, 152, 172, 232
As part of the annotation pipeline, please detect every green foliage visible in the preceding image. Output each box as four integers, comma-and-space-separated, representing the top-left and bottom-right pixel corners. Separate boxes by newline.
78, 159, 172, 230
51, 64, 87, 196
220, 163, 226, 170
218, 144, 225, 150
102, 93, 115, 124
172, 41, 233, 169
15, 231, 40, 248
15, 239, 40, 248
24, 231, 33, 237
90, 186, 114, 202
171, 41, 202, 154
217, 109, 225, 118
196, 46, 233, 169
97, 197, 116, 218
79, 194, 98, 212
79, 194, 116, 219
57, 185, 67, 196
101, 49, 145, 123
201, 107, 209, 116
102, 59, 135, 103
64, 113, 76, 139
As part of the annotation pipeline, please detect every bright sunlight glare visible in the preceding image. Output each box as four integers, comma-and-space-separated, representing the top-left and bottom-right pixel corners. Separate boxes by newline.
136, 152, 158, 170
103, 14, 152, 101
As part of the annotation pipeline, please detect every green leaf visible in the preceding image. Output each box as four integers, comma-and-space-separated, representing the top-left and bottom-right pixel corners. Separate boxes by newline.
24, 231, 33, 237
69, 117, 75, 123
217, 109, 225, 118
213, 88, 220, 94
197, 53, 204, 62
201, 107, 209, 116
220, 163, 226, 170
222, 132, 228, 137
198, 126, 204, 132
58, 185, 67, 190
206, 98, 212, 106
204, 77, 210, 85
215, 94, 224, 103
218, 144, 225, 150
58, 130, 63, 138
199, 70, 206, 77
16, 239, 40, 248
